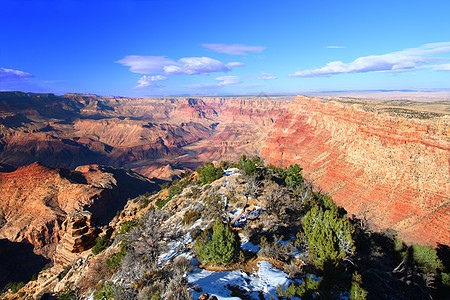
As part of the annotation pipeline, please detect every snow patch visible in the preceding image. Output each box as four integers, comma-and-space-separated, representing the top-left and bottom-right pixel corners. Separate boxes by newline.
188, 261, 291, 299
239, 233, 259, 252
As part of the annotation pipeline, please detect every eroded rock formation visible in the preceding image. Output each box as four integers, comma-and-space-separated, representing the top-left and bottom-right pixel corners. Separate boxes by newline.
0, 162, 157, 258
261, 96, 449, 246
54, 211, 100, 266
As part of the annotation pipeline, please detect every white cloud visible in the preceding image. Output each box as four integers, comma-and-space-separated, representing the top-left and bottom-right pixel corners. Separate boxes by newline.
116, 55, 238, 76
202, 43, 266, 55
226, 62, 245, 67
190, 76, 242, 89
135, 75, 168, 88
326, 46, 346, 49
257, 73, 277, 80
215, 76, 242, 86
432, 63, 450, 71
289, 42, 450, 77
0, 68, 33, 81
163, 57, 231, 75
115, 56, 175, 74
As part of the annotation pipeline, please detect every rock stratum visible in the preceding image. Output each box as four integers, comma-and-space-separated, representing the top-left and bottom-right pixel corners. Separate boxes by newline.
262, 96, 449, 246
0, 162, 157, 258
0, 91, 448, 248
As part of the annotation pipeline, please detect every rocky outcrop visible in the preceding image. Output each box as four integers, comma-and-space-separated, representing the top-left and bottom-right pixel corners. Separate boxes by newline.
261, 96, 449, 246
0, 162, 157, 258
54, 211, 100, 266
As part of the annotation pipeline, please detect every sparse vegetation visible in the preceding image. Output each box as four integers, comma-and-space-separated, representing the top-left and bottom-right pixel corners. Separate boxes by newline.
119, 219, 138, 234
13, 157, 448, 299
58, 266, 71, 280
196, 162, 223, 185
55, 288, 79, 300
92, 234, 112, 255
2, 282, 24, 294
195, 220, 241, 265
183, 210, 200, 225
303, 206, 355, 270
106, 244, 127, 270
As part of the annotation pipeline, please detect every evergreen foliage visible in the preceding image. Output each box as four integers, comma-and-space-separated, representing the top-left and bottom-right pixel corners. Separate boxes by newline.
350, 271, 368, 299
119, 219, 138, 234
106, 245, 127, 270
196, 162, 223, 185
276, 274, 320, 299
194, 220, 241, 265
303, 206, 354, 270
3, 281, 25, 294
93, 282, 115, 300
269, 163, 303, 190
168, 178, 190, 200
92, 234, 112, 255
238, 154, 265, 175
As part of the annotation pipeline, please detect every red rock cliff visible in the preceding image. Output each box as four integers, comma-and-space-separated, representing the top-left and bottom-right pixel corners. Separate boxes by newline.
0, 162, 156, 257
261, 96, 449, 246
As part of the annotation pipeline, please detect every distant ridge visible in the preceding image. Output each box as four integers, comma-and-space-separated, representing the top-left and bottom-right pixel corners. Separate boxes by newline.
255, 91, 272, 101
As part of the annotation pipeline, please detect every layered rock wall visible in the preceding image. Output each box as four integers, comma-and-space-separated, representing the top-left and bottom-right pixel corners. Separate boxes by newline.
0, 163, 156, 257
261, 96, 449, 246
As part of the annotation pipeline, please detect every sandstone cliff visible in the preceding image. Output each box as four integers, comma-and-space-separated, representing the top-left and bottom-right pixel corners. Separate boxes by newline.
0, 162, 157, 258
261, 96, 449, 246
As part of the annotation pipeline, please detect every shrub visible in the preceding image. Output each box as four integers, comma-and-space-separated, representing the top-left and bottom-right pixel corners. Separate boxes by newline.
106, 245, 127, 270
155, 198, 169, 209
195, 220, 241, 265
56, 288, 79, 300
183, 210, 200, 225
350, 271, 368, 300
172, 256, 192, 276
197, 162, 223, 185
165, 276, 193, 300
137, 284, 163, 300
94, 282, 116, 300
283, 261, 303, 279
92, 234, 112, 255
3, 281, 24, 294
276, 274, 320, 299
120, 219, 138, 234
257, 235, 295, 262
410, 243, 444, 273
168, 179, 189, 200
303, 206, 354, 270
58, 266, 71, 280
185, 186, 201, 199
238, 155, 265, 176
283, 164, 303, 190
269, 163, 304, 190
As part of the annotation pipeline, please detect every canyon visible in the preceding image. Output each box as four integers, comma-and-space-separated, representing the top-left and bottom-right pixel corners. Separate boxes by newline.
261, 96, 449, 246
0, 162, 157, 260
0, 90, 448, 259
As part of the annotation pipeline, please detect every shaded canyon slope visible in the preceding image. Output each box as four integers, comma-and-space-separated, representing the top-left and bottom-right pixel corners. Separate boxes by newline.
0, 162, 157, 258
261, 96, 449, 246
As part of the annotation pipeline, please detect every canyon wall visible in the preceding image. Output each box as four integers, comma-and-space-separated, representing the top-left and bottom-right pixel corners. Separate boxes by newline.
261, 96, 449, 246
0, 162, 157, 258
0, 92, 448, 247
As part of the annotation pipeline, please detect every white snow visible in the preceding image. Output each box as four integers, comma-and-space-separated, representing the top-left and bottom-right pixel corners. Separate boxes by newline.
158, 233, 192, 264
223, 168, 240, 176
229, 208, 243, 219
188, 260, 291, 299
239, 233, 259, 253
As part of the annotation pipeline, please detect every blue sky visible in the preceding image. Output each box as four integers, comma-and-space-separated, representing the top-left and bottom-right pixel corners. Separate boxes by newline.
1, 0, 450, 96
